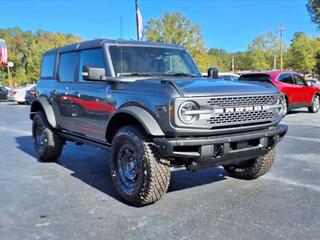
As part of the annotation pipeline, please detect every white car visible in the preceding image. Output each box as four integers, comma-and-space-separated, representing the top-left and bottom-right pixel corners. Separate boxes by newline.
218, 72, 240, 81
5, 87, 14, 101
13, 84, 36, 104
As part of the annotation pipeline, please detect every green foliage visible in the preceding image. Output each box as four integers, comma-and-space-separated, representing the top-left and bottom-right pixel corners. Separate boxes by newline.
315, 51, 320, 75
285, 32, 320, 73
207, 48, 231, 72
145, 12, 210, 72
0, 27, 81, 86
307, 0, 320, 29
247, 32, 280, 70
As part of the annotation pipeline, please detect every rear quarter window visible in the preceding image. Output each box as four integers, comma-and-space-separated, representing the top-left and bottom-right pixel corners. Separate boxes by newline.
58, 52, 77, 82
40, 53, 56, 78
239, 74, 271, 81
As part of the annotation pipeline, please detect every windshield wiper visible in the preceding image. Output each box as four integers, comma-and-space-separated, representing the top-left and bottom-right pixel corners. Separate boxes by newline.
118, 72, 155, 77
162, 73, 197, 77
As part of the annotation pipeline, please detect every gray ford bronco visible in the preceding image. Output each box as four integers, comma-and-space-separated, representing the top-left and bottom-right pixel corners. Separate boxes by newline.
31, 39, 288, 206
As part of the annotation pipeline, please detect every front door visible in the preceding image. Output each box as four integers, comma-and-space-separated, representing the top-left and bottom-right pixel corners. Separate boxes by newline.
71, 48, 115, 141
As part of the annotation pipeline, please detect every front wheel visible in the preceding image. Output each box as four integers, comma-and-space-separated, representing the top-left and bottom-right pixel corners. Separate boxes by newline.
223, 148, 276, 180
282, 97, 288, 116
308, 95, 320, 113
110, 126, 170, 206
32, 112, 64, 161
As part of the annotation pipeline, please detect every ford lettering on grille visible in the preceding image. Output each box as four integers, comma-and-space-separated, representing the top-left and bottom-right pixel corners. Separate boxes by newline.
207, 95, 278, 127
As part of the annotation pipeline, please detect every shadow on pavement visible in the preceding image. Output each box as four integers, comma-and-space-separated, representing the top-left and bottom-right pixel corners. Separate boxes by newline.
286, 109, 309, 115
15, 135, 228, 204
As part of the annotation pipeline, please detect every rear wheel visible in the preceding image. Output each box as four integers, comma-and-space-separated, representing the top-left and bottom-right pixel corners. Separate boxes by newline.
223, 148, 276, 180
110, 125, 170, 206
32, 112, 64, 161
18, 101, 25, 105
308, 95, 320, 113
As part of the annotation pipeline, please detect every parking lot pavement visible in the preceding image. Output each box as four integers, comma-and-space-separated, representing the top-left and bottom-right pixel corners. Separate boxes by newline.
1, 101, 320, 240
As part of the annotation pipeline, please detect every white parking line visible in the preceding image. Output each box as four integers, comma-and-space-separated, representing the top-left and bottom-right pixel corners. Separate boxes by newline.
264, 175, 320, 192
0, 126, 31, 136
284, 122, 320, 127
286, 135, 320, 143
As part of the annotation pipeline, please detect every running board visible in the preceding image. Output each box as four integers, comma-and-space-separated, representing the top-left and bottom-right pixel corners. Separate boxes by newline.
59, 131, 111, 149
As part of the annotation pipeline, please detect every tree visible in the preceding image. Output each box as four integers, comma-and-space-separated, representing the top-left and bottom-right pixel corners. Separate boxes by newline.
145, 12, 210, 72
207, 48, 231, 72
315, 51, 320, 75
247, 32, 281, 70
307, 0, 320, 29
0, 28, 81, 86
285, 32, 320, 73
233, 51, 252, 71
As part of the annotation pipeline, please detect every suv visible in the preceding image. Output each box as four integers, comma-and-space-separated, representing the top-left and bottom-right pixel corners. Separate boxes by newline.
31, 39, 287, 206
239, 71, 320, 115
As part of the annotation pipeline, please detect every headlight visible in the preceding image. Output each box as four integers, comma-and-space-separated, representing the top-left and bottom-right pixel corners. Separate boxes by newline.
276, 96, 285, 116
178, 101, 200, 124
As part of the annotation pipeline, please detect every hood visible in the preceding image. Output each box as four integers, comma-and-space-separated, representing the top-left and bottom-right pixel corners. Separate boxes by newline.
171, 78, 279, 97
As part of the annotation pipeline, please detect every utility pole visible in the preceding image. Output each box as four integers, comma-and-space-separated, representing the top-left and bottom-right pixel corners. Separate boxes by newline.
120, 16, 123, 39
273, 54, 277, 70
279, 24, 285, 70
7, 64, 14, 88
231, 57, 235, 72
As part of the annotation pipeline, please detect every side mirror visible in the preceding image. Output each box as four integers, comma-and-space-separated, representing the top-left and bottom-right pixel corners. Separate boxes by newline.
207, 67, 219, 79
82, 65, 107, 81
306, 81, 313, 87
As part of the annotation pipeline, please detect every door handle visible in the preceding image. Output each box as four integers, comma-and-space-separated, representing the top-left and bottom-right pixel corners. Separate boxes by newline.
74, 91, 81, 98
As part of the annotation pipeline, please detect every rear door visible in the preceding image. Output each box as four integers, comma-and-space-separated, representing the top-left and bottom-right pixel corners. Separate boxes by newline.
277, 73, 300, 105
54, 51, 79, 132
292, 74, 313, 104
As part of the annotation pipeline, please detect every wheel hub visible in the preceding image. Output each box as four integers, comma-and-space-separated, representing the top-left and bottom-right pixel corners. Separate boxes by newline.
34, 121, 47, 152
313, 96, 320, 111
117, 144, 141, 192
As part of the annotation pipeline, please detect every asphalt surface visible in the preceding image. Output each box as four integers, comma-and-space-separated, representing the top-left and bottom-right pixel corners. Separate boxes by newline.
1, 101, 320, 240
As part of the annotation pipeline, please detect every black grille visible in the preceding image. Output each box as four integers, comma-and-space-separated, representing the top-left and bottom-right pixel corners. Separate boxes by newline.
208, 95, 277, 107
207, 95, 278, 126
209, 110, 275, 125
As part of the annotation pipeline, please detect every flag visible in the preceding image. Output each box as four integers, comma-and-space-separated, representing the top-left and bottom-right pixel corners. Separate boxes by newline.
137, 8, 143, 41
135, 0, 143, 41
0, 39, 8, 65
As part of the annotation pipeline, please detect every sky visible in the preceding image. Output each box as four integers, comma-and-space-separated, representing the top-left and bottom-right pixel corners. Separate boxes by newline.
0, 0, 318, 52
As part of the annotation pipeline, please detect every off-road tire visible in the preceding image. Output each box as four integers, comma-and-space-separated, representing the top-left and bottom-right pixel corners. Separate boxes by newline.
308, 95, 320, 113
32, 112, 64, 161
110, 125, 170, 206
223, 148, 276, 180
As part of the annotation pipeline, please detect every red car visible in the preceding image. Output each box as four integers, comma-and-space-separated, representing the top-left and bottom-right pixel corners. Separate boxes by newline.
239, 71, 320, 115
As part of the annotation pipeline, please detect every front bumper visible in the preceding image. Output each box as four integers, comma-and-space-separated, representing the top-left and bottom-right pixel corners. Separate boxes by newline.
154, 124, 288, 170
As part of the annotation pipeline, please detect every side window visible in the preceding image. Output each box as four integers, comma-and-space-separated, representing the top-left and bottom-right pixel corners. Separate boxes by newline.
78, 48, 106, 81
293, 74, 306, 85
40, 54, 56, 78
278, 73, 294, 84
58, 52, 77, 82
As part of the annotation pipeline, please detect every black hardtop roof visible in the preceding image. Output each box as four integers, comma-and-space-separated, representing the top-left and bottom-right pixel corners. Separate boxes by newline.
44, 39, 184, 55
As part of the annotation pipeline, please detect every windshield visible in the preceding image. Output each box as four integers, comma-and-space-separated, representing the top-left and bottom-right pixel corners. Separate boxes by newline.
109, 46, 200, 77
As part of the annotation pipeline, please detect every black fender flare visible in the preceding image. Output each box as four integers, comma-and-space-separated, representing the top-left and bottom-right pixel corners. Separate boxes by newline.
30, 97, 57, 128
106, 106, 165, 137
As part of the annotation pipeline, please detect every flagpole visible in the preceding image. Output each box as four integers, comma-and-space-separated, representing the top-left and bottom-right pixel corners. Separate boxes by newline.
135, 0, 139, 41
